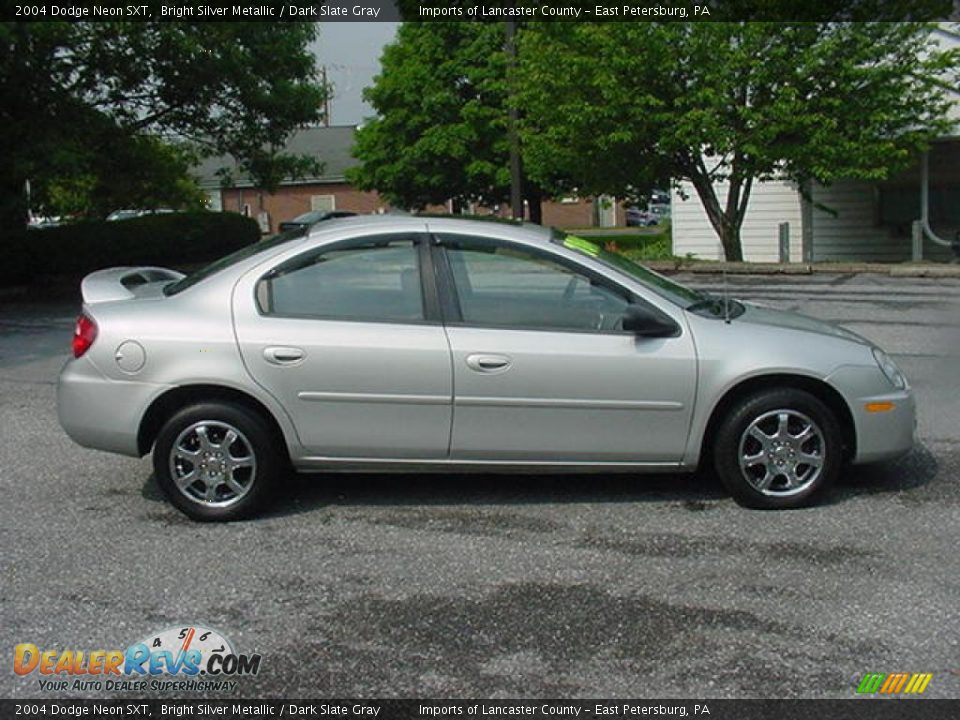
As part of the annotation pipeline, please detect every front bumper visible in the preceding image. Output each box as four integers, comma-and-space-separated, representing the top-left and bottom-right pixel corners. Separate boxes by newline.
57, 357, 170, 458
826, 365, 916, 464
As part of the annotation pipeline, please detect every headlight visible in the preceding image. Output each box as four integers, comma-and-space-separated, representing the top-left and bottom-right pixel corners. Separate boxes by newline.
873, 348, 907, 390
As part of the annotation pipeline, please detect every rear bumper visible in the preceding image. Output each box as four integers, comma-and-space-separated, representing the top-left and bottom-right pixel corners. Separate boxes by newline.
57, 357, 170, 457
827, 365, 916, 464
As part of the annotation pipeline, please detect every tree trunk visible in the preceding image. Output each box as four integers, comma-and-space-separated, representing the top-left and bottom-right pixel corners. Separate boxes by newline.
685, 166, 746, 262
718, 220, 743, 263
525, 186, 543, 225
0, 171, 29, 241
505, 20, 524, 221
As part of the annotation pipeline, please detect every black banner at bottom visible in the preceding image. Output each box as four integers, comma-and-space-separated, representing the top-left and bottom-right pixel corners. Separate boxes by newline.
2, 699, 958, 720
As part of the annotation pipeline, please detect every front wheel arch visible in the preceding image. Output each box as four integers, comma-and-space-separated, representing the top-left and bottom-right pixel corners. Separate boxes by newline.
138, 384, 290, 463
698, 374, 856, 470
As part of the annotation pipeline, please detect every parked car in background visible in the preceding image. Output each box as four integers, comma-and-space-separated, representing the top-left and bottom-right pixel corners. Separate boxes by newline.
27, 215, 64, 229
58, 216, 914, 521
106, 208, 174, 221
650, 189, 671, 206
626, 207, 659, 227
649, 204, 671, 222
277, 210, 357, 233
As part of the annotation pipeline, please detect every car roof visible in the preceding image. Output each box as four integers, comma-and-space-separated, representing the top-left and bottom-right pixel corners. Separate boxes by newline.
168, 216, 562, 301
304, 214, 555, 246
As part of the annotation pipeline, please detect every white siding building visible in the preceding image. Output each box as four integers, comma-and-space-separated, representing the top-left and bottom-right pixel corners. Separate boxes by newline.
672, 26, 960, 263
671, 180, 803, 262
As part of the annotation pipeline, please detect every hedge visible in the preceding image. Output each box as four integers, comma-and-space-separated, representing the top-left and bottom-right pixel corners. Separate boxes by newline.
2, 212, 262, 287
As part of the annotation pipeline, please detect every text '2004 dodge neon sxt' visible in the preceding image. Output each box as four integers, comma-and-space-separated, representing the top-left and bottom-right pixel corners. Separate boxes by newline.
58, 216, 915, 521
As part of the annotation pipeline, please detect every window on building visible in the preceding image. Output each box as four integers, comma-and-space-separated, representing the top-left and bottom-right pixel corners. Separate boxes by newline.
879, 185, 960, 227
310, 195, 336, 213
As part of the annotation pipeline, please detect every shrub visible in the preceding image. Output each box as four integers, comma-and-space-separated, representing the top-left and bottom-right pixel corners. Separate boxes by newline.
2, 212, 261, 286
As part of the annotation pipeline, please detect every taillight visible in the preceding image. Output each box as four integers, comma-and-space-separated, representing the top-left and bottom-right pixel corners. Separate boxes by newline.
72, 314, 98, 358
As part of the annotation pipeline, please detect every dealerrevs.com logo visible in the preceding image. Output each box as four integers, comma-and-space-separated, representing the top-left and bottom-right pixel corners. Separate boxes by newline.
13, 625, 261, 693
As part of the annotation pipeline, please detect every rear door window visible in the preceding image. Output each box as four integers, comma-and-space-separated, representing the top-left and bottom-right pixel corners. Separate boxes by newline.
257, 235, 425, 323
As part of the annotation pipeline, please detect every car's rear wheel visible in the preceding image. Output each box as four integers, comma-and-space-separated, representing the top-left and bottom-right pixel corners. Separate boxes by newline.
713, 388, 841, 509
153, 402, 280, 521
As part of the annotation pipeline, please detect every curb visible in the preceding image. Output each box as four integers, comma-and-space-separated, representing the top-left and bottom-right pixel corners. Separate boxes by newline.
888, 264, 960, 278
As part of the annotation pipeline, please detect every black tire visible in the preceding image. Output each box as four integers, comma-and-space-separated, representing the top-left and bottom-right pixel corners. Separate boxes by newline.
713, 388, 842, 509
153, 402, 281, 521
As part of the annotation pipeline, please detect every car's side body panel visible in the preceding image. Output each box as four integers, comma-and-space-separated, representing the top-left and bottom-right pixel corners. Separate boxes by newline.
57, 243, 306, 460
443, 324, 697, 462
233, 315, 453, 458
58, 356, 171, 456
230, 221, 455, 460
421, 221, 702, 464
825, 365, 916, 464
677, 309, 910, 468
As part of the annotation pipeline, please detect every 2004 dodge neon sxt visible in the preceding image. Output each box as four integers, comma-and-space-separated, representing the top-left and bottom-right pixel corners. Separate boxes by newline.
57, 216, 915, 521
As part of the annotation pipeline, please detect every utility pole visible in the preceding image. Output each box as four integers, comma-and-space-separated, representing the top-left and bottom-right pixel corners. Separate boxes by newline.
504, 20, 523, 220
321, 65, 331, 126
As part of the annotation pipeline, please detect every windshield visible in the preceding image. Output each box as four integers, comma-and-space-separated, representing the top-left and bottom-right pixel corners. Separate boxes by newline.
554, 231, 705, 308
163, 228, 305, 296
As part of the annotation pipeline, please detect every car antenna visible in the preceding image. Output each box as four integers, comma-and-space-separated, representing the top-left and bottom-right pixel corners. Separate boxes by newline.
723, 267, 732, 324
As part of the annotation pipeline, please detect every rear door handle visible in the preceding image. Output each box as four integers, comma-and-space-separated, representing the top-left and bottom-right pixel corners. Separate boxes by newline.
465, 353, 511, 373
263, 346, 305, 365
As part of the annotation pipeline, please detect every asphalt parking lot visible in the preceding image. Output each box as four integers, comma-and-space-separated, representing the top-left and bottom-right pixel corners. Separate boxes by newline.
1, 272, 958, 700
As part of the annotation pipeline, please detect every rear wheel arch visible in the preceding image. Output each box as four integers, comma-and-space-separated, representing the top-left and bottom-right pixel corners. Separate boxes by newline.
699, 374, 856, 467
138, 384, 290, 461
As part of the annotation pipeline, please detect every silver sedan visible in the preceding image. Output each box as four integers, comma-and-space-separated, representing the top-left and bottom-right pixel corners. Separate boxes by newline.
57, 216, 915, 520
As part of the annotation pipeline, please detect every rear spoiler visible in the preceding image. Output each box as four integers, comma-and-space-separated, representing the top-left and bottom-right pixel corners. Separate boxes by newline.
80, 266, 185, 304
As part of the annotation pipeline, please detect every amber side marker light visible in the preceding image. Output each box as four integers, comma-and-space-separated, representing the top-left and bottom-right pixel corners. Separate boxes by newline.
865, 402, 895, 413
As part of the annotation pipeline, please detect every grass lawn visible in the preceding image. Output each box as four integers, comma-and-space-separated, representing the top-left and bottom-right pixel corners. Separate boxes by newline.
573, 226, 675, 262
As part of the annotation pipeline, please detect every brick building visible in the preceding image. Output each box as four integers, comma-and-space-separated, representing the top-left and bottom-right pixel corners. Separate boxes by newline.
193, 126, 622, 232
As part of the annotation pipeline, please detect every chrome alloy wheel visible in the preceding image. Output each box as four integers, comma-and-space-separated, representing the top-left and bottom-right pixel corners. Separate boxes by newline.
738, 409, 825, 497
169, 421, 257, 507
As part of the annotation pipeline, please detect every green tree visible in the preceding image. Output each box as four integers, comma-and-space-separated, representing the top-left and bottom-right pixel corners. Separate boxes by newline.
350, 22, 546, 221
0, 22, 326, 228
519, 22, 959, 260
42, 134, 207, 219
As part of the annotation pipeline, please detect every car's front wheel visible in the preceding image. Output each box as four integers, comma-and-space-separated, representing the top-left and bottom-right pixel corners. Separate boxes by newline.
713, 388, 842, 509
153, 402, 281, 521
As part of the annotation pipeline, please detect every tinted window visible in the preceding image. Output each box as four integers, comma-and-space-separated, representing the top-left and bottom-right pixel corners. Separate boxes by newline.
257, 236, 424, 322
441, 236, 630, 332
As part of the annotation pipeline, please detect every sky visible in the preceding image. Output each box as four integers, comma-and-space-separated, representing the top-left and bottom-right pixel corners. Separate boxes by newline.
311, 22, 399, 126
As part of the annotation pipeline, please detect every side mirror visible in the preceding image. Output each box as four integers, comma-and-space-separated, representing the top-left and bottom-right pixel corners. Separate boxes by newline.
621, 304, 679, 338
